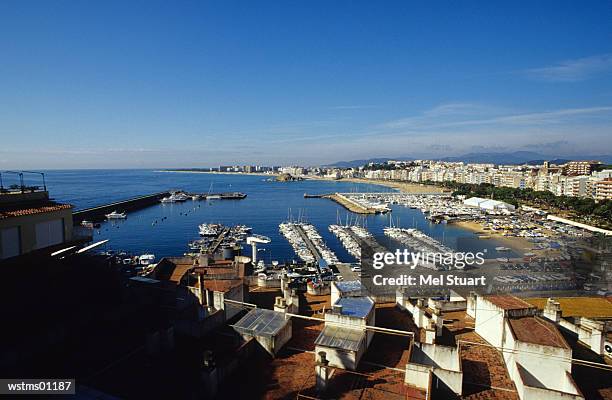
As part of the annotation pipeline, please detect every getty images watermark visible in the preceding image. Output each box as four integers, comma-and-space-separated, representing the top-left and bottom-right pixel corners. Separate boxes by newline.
370, 249, 488, 287
357, 238, 494, 297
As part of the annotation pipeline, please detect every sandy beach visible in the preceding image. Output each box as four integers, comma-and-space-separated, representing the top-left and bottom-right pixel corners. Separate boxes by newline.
453, 220, 533, 255
305, 176, 447, 194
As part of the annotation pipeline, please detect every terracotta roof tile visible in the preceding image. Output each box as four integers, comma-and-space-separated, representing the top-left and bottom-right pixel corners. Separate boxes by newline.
508, 316, 569, 349
484, 295, 534, 311
0, 203, 72, 220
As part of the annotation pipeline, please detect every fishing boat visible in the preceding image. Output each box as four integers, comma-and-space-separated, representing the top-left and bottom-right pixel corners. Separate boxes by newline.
495, 246, 511, 252
105, 211, 127, 219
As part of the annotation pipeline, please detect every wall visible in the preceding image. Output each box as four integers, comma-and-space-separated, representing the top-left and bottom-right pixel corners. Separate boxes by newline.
315, 344, 362, 371
474, 297, 506, 348
0, 208, 73, 259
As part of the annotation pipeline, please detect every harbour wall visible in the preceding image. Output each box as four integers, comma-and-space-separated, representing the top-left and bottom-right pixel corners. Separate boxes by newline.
73, 191, 170, 223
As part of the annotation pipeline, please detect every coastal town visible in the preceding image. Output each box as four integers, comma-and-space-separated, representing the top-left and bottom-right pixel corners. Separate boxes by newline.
2, 1, 612, 399
0, 168, 610, 399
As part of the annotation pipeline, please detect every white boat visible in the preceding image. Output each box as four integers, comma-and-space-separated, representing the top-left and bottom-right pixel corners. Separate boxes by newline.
495, 246, 511, 252
199, 223, 221, 236
138, 254, 155, 265
160, 192, 189, 203
105, 211, 127, 219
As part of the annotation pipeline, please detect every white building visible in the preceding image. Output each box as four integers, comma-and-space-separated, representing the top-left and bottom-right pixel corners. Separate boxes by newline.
473, 294, 583, 400
314, 296, 375, 370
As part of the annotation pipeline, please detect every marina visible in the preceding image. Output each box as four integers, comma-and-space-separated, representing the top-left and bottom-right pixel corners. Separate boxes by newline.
49, 170, 529, 261
279, 222, 339, 265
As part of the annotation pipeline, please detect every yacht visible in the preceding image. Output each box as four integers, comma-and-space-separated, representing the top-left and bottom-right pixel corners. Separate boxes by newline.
105, 211, 127, 219
160, 192, 189, 203
138, 254, 155, 266
199, 223, 221, 236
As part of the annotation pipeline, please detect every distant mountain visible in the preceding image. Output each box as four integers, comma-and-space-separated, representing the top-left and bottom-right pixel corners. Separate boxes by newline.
326, 152, 612, 168
437, 151, 612, 165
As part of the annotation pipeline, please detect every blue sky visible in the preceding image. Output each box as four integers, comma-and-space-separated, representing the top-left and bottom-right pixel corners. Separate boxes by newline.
1, 0, 611, 168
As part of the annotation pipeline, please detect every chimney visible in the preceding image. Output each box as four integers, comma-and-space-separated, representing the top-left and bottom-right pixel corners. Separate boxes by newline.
315, 351, 331, 393
274, 296, 287, 313
543, 298, 562, 323
206, 289, 215, 311
197, 273, 205, 305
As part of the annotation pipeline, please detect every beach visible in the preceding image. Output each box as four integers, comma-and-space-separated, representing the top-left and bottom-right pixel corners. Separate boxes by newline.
305, 176, 447, 194
453, 220, 537, 256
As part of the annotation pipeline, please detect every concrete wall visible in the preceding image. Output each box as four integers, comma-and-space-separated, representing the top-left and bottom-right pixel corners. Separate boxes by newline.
315, 344, 363, 371
474, 296, 506, 348
212, 284, 244, 321
500, 314, 582, 400
405, 363, 431, 390
513, 362, 584, 400
406, 343, 463, 395
428, 298, 467, 312
558, 317, 606, 356
0, 208, 73, 259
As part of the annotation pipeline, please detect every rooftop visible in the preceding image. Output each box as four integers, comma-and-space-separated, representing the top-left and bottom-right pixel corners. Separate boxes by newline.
314, 324, 365, 351
484, 295, 534, 311
526, 297, 612, 318
334, 280, 363, 293
233, 308, 289, 337
508, 316, 570, 349
335, 296, 374, 318
0, 201, 72, 220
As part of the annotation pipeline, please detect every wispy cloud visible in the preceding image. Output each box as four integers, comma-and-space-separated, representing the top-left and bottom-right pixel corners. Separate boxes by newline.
381, 105, 612, 130
523, 54, 612, 82
329, 105, 381, 110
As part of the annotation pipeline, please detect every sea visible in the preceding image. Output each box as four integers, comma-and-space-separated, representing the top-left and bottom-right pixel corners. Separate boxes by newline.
41, 169, 514, 262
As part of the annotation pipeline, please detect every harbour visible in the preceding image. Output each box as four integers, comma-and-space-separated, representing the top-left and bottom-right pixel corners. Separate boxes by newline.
43, 170, 523, 261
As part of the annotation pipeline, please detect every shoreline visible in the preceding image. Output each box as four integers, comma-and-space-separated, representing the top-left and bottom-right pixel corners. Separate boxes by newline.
156, 170, 279, 178
304, 176, 447, 194
453, 220, 534, 256
157, 171, 446, 193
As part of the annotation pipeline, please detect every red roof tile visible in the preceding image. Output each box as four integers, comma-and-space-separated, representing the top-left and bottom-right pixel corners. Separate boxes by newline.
484, 295, 534, 310
508, 316, 569, 349
0, 203, 72, 220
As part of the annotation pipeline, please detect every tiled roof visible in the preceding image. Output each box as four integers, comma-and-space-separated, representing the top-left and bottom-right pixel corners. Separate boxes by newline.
508, 316, 569, 349
0, 203, 72, 220
484, 295, 534, 310
202, 279, 243, 292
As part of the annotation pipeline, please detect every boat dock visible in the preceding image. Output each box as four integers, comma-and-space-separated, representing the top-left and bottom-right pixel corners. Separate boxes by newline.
207, 227, 231, 254
294, 224, 323, 262
73, 191, 170, 223
326, 193, 380, 214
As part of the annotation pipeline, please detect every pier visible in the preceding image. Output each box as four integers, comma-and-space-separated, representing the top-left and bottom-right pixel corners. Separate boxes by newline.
294, 225, 323, 262
73, 191, 170, 223
305, 192, 391, 214
326, 193, 379, 214
208, 227, 231, 254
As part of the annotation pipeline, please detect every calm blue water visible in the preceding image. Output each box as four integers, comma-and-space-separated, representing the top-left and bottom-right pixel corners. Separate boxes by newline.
41, 170, 511, 261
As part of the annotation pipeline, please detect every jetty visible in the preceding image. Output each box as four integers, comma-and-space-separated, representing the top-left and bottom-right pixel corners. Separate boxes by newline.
317, 193, 383, 214
73, 191, 170, 223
